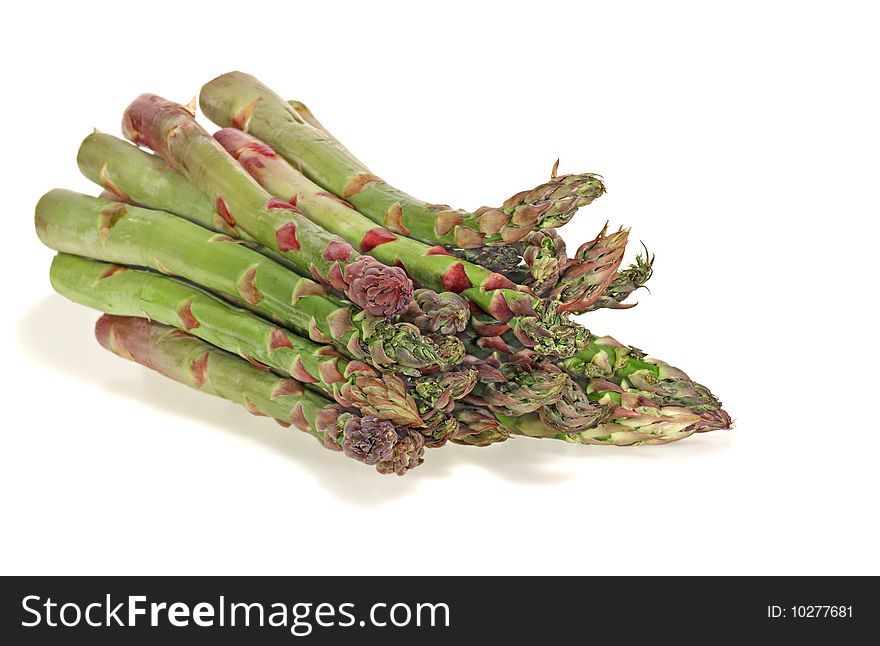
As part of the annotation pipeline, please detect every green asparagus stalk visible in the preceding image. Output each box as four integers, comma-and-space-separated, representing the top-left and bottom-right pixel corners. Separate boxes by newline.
200, 72, 604, 248
287, 99, 365, 167
214, 128, 589, 359
78, 132, 473, 335
259, 104, 628, 312
285, 98, 579, 283
121, 94, 413, 316
78, 131, 233, 235
79, 132, 300, 270
49, 253, 434, 427
286, 98, 572, 279
287, 97, 608, 239
95, 314, 425, 474
202, 73, 600, 248
35, 189, 458, 375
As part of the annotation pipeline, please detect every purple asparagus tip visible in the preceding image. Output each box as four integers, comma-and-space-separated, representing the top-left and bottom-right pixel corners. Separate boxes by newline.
341, 415, 399, 465
344, 256, 413, 317
375, 430, 426, 476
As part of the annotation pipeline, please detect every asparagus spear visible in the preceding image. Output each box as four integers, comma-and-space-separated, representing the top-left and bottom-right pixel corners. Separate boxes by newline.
214, 128, 589, 359
35, 189, 459, 375
251, 98, 638, 308
95, 314, 425, 474
285, 98, 572, 283
121, 94, 413, 317
284, 102, 604, 244
78, 132, 301, 270
201, 72, 604, 248
78, 132, 474, 333
283, 95, 608, 241
49, 253, 438, 427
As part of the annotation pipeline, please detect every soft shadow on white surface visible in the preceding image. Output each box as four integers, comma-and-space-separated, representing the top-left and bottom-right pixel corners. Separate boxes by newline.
18, 296, 733, 504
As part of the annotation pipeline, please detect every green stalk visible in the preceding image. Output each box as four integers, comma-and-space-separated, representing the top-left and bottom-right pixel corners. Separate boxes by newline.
77, 131, 303, 269
78, 131, 227, 234
284, 98, 570, 285
200, 72, 604, 248
77, 132, 469, 355
287, 99, 365, 167
214, 128, 590, 359
121, 94, 413, 316
95, 315, 424, 475
49, 253, 427, 427
35, 189, 455, 375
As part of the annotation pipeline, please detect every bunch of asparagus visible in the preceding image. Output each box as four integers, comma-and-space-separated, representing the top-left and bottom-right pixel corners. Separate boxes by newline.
35, 72, 731, 475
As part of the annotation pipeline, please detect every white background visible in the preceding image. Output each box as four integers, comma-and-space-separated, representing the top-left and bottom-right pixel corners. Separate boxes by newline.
2, 1, 877, 575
